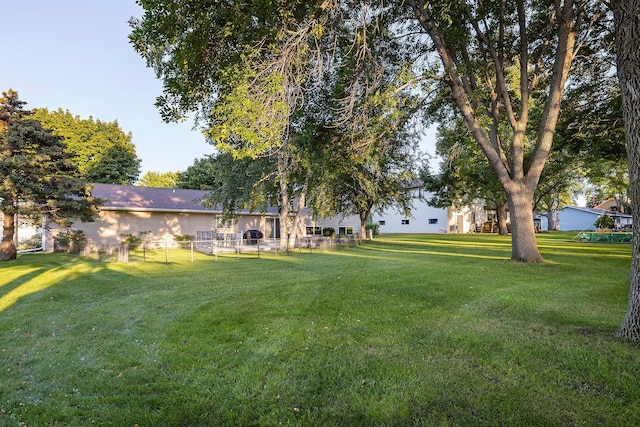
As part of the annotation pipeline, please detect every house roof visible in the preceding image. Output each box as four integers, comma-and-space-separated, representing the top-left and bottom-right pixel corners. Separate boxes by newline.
91, 183, 278, 215
561, 205, 632, 218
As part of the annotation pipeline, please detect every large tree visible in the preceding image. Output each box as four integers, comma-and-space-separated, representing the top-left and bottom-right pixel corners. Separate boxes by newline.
30, 108, 141, 184
0, 90, 100, 261
131, 0, 329, 248
130, 0, 420, 248
612, 0, 640, 341
404, 0, 606, 262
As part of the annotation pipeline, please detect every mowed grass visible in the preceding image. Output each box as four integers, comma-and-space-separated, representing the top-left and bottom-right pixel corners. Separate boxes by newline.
0, 232, 638, 426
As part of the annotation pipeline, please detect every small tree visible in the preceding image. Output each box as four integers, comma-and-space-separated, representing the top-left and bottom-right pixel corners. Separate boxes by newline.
120, 231, 150, 250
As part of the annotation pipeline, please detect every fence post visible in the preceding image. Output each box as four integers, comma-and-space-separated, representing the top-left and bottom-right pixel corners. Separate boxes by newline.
190, 241, 194, 263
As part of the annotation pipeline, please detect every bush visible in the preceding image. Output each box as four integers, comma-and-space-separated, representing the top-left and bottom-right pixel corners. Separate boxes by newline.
174, 234, 194, 242
120, 231, 150, 250
365, 222, 380, 237
322, 227, 336, 237
54, 230, 87, 254
595, 214, 615, 230
18, 233, 43, 250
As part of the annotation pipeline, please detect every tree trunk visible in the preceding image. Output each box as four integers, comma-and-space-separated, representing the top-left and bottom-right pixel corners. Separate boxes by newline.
612, 0, 640, 340
546, 209, 557, 231
359, 210, 369, 239
1, 211, 17, 261
277, 154, 292, 251
496, 201, 509, 235
290, 178, 309, 247
506, 187, 544, 263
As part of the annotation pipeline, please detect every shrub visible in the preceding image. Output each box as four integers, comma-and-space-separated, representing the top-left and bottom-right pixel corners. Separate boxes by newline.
365, 222, 380, 237
120, 231, 150, 250
595, 214, 615, 230
18, 233, 43, 250
174, 234, 194, 242
322, 227, 336, 237
54, 230, 87, 254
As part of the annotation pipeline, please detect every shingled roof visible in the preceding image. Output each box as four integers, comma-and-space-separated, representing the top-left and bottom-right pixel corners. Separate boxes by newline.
90, 183, 278, 215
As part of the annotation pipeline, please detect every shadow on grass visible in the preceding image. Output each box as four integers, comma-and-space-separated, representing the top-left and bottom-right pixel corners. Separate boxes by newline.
0, 255, 104, 312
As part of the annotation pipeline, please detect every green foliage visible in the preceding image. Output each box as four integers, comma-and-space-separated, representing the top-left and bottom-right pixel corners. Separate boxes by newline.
173, 234, 194, 242
322, 227, 335, 237
120, 231, 150, 250
208, 69, 289, 158
17, 233, 42, 251
595, 214, 615, 230
177, 153, 275, 218
30, 108, 141, 184
138, 170, 180, 188
0, 234, 638, 425
365, 222, 379, 237
53, 230, 87, 254
1, 90, 101, 261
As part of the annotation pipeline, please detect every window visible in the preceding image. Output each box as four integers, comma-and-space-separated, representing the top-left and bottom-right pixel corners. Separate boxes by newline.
429, 218, 438, 224
196, 230, 213, 241
306, 226, 314, 236
315, 227, 322, 235
401, 219, 410, 225
339, 226, 354, 235
378, 220, 386, 226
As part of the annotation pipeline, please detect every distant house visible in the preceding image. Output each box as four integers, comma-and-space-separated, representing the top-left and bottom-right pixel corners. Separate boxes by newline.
371, 183, 487, 234
557, 206, 632, 231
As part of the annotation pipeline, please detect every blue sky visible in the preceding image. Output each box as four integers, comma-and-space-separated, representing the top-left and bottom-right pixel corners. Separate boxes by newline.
1, 1, 438, 176
0, 1, 211, 175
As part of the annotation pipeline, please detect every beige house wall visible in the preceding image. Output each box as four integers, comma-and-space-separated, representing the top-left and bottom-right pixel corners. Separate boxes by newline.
48, 209, 277, 248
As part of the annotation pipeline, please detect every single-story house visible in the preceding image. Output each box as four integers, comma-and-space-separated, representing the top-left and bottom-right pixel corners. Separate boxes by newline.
40, 184, 363, 250
556, 206, 633, 231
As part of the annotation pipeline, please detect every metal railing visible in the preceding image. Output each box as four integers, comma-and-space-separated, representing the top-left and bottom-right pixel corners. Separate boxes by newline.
76, 235, 363, 263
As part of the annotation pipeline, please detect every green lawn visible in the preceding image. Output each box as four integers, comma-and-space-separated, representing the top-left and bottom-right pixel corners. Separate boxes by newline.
1, 232, 638, 426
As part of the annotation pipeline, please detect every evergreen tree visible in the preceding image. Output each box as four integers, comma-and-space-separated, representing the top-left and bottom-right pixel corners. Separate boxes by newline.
0, 90, 100, 261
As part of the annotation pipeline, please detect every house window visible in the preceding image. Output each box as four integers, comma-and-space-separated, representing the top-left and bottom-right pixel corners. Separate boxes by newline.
429, 218, 438, 224
338, 226, 354, 235
315, 227, 322, 235
306, 226, 314, 236
378, 220, 386, 226
196, 230, 213, 241
401, 219, 410, 225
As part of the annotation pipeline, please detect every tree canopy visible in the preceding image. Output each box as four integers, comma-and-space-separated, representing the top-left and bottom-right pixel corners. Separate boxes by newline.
30, 108, 141, 185
138, 170, 180, 188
